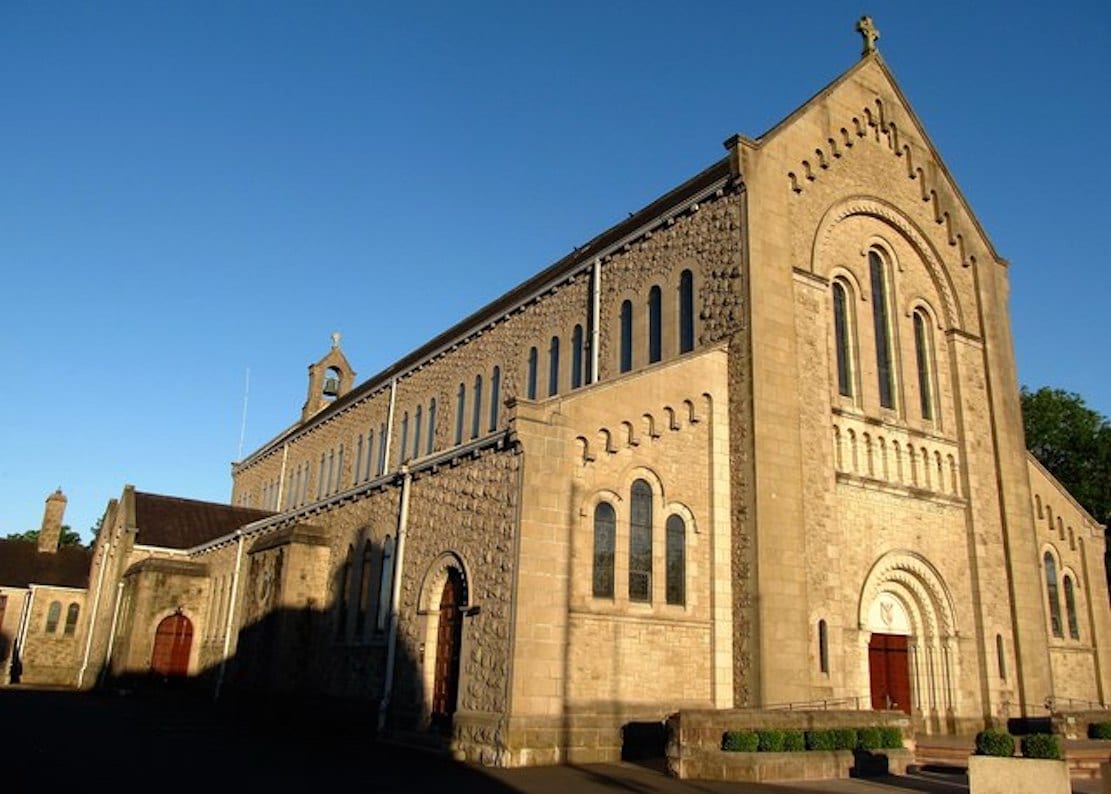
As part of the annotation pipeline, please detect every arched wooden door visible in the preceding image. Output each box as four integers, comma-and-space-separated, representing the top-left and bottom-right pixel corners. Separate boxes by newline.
430, 569, 463, 733
151, 613, 193, 678
868, 633, 911, 714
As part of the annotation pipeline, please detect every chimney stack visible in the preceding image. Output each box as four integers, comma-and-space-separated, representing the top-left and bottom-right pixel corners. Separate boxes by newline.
38, 488, 67, 553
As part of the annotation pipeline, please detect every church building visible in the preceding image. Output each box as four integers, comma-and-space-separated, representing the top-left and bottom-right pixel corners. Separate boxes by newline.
13, 19, 1109, 767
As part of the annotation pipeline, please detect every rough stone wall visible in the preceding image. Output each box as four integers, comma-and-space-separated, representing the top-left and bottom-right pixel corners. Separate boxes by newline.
114, 566, 208, 678
19, 587, 87, 686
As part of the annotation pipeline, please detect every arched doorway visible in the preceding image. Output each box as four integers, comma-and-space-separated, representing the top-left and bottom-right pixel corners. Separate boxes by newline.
430, 568, 463, 733
151, 613, 193, 678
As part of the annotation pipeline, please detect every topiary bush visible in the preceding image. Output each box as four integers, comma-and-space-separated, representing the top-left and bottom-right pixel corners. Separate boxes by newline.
782, 730, 806, 751
880, 726, 903, 749
856, 726, 883, 750
1020, 733, 1062, 760
722, 730, 759, 752
805, 729, 837, 751
831, 728, 858, 751
756, 729, 785, 752
1089, 721, 1111, 740
975, 729, 1015, 757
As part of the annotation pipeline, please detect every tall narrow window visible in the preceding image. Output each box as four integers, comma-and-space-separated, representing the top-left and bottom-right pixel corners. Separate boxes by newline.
357, 542, 373, 635
833, 281, 854, 397
365, 429, 375, 482
629, 479, 653, 602
63, 603, 79, 636
648, 285, 662, 363
336, 549, 352, 640
377, 423, 387, 475
45, 601, 61, 633
571, 325, 584, 389
1064, 575, 1081, 640
427, 399, 437, 454
913, 309, 934, 420
679, 269, 694, 353
455, 383, 466, 444
301, 463, 309, 505
592, 503, 616, 598
996, 634, 1007, 679
336, 444, 344, 490
376, 535, 395, 632
354, 435, 363, 484
548, 336, 560, 396
472, 375, 483, 438
818, 619, 829, 673
317, 454, 326, 499
527, 347, 538, 400
665, 514, 685, 605
1044, 551, 1063, 638
488, 368, 500, 431
869, 251, 895, 409
413, 405, 423, 457
620, 300, 633, 373
399, 412, 409, 464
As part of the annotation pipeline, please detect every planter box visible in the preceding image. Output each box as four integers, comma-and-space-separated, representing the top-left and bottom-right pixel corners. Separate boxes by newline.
968, 755, 1069, 794
670, 748, 913, 782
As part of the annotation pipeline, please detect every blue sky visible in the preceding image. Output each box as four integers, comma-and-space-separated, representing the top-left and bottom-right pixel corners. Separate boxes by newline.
2, 1, 1108, 543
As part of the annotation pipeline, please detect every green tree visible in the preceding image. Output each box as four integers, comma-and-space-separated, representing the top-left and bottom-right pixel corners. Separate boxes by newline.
3, 524, 85, 547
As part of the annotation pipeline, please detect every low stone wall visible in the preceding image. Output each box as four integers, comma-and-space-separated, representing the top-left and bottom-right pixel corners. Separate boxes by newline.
967, 755, 1069, 794
666, 708, 914, 782
1050, 709, 1111, 739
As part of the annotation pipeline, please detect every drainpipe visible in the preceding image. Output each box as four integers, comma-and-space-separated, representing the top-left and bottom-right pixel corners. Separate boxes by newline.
102, 581, 125, 681
590, 258, 601, 384
77, 544, 110, 687
276, 443, 289, 510
378, 465, 412, 732
214, 529, 246, 700
383, 378, 397, 473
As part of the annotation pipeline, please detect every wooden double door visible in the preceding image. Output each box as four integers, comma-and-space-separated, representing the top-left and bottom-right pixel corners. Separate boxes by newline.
150, 613, 193, 678
868, 633, 911, 714
430, 569, 463, 733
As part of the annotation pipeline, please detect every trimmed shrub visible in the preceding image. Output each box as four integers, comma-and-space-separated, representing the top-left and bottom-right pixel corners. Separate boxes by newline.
782, 730, 806, 752
880, 726, 904, 749
975, 729, 1015, 757
722, 730, 759, 752
857, 727, 883, 750
805, 729, 837, 751
1089, 721, 1111, 740
756, 729, 785, 752
831, 728, 858, 751
1020, 733, 1062, 760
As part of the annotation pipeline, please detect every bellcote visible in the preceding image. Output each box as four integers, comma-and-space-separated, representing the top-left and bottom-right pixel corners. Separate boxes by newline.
301, 332, 356, 423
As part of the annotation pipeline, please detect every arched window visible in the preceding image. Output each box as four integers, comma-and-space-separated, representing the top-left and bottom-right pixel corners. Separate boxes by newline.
376, 536, 395, 633
548, 336, 560, 397
571, 325, 584, 389
357, 542, 373, 635
648, 285, 662, 364
317, 453, 326, 499
427, 399, 437, 454
592, 503, 616, 598
399, 412, 409, 464
665, 514, 685, 605
472, 374, 483, 438
620, 300, 633, 373
527, 347, 538, 400
818, 619, 829, 673
833, 280, 855, 398
336, 444, 344, 490
44, 601, 61, 633
869, 250, 895, 409
996, 634, 1007, 679
1044, 551, 1063, 638
913, 309, 934, 420
629, 480, 653, 602
1064, 575, 1081, 640
354, 434, 364, 484
455, 383, 466, 445
377, 422, 387, 475
336, 548, 352, 640
365, 428, 375, 482
679, 269, 694, 354
326, 449, 335, 495
489, 367, 500, 431
413, 405, 423, 458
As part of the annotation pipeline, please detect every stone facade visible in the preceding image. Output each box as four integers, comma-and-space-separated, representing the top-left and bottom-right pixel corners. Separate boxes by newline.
13, 42, 1111, 771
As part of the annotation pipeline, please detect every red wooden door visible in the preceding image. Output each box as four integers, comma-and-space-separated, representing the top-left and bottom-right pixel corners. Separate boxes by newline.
151, 614, 193, 678
869, 633, 911, 714
431, 570, 463, 732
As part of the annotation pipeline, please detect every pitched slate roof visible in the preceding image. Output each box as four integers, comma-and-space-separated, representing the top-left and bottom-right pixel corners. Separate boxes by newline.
133, 492, 273, 550
0, 540, 92, 589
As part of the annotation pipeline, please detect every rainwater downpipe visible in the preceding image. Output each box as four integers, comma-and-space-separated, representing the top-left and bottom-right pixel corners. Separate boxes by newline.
378, 465, 412, 733
13, 588, 36, 673
275, 443, 289, 510
76, 544, 110, 687
590, 258, 601, 384
102, 581, 125, 681
214, 529, 246, 700
383, 378, 397, 473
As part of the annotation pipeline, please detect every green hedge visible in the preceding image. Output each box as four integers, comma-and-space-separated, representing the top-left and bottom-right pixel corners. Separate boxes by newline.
1020, 733, 1062, 760
1089, 721, 1111, 740
721, 726, 902, 753
975, 729, 1015, 757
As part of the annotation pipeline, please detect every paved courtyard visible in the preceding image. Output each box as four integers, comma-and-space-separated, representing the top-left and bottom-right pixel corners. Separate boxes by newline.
2, 687, 1101, 793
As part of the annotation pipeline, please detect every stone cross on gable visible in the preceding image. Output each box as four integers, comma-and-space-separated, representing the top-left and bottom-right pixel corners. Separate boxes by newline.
331, 331, 341, 349
856, 15, 880, 56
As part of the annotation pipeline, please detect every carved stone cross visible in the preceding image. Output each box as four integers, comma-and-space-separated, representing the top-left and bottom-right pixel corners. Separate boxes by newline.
331, 331, 341, 349
856, 15, 880, 56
